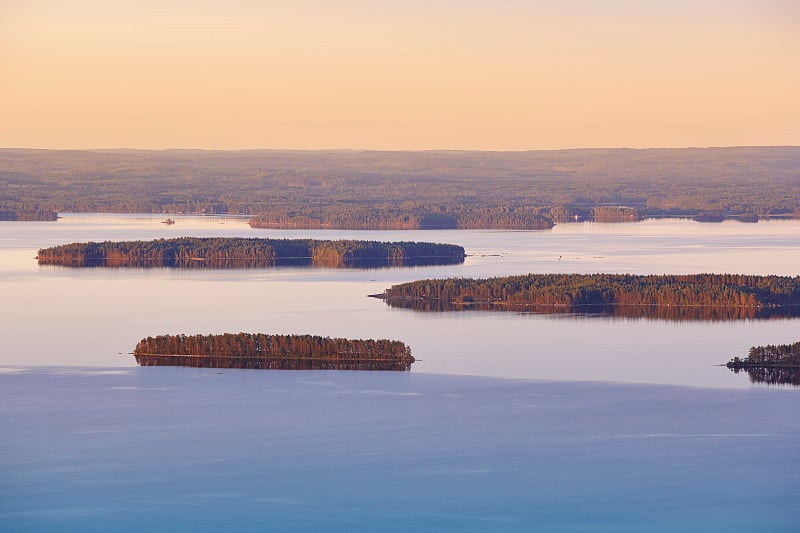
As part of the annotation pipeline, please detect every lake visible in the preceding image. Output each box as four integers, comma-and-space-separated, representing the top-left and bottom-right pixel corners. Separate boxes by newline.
1, 214, 799, 532
1, 214, 799, 387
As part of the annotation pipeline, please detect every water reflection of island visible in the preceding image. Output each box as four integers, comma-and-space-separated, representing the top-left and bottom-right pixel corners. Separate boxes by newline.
133, 333, 414, 371
728, 367, 800, 386
373, 273, 800, 321
727, 341, 800, 386
37, 237, 465, 269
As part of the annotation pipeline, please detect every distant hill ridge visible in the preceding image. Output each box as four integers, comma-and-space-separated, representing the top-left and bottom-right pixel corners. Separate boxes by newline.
2, 147, 798, 226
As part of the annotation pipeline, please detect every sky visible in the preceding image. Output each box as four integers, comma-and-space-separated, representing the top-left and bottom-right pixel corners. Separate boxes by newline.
1, 0, 798, 150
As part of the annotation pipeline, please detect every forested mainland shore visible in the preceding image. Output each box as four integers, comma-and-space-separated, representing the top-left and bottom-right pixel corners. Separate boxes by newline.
373, 273, 800, 320
2, 147, 799, 227
133, 333, 414, 371
727, 341, 800, 386
36, 237, 465, 268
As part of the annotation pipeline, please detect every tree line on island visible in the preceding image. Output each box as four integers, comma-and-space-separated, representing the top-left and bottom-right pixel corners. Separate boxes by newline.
372, 273, 800, 320
133, 333, 414, 371
728, 342, 800, 368
37, 237, 465, 268
248, 205, 555, 230
727, 341, 800, 386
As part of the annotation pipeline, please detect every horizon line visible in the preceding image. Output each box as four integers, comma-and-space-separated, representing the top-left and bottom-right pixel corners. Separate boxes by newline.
2, 145, 799, 153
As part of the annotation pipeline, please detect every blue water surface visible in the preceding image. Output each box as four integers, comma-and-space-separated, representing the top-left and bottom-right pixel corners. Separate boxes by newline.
2, 367, 798, 532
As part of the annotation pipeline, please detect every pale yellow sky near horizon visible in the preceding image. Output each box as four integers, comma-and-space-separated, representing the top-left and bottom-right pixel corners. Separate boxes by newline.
1, 0, 798, 150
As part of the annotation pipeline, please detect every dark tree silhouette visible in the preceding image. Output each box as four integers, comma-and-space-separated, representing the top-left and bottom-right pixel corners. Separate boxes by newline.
727, 342, 800, 387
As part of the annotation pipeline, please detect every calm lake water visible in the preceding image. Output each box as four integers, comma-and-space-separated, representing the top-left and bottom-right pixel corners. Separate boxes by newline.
2, 368, 799, 532
2, 214, 799, 532
1, 214, 799, 387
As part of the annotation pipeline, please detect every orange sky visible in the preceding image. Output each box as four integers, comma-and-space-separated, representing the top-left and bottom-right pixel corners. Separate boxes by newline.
1, 0, 798, 150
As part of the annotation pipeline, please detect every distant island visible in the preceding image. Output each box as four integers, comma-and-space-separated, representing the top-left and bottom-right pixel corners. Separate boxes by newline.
2, 147, 798, 227
36, 237, 465, 268
248, 208, 555, 230
133, 333, 414, 371
0, 207, 58, 221
372, 273, 800, 320
727, 341, 800, 386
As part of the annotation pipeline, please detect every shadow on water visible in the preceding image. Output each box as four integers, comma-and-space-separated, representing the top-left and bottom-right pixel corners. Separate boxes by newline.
134, 354, 414, 371
728, 366, 800, 387
375, 298, 800, 321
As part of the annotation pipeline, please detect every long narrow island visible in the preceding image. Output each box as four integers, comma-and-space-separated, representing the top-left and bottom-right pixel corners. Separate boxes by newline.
37, 237, 465, 268
133, 333, 415, 371
249, 208, 554, 230
372, 273, 800, 320
727, 341, 800, 386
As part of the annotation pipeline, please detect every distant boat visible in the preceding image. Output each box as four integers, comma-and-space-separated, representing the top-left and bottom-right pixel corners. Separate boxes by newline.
162, 218, 176, 225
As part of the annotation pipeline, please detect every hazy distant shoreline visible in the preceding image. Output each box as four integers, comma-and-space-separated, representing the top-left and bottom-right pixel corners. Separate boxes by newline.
2, 146, 798, 227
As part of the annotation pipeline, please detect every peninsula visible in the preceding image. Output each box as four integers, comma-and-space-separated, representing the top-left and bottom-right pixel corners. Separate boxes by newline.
133, 333, 414, 371
37, 237, 465, 268
372, 273, 800, 320
727, 341, 800, 386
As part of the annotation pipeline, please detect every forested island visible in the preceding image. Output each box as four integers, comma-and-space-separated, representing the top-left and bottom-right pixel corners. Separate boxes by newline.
727, 342, 800, 386
249, 207, 554, 230
133, 333, 414, 371
37, 237, 465, 268
372, 273, 800, 320
0, 207, 58, 221
2, 147, 798, 227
